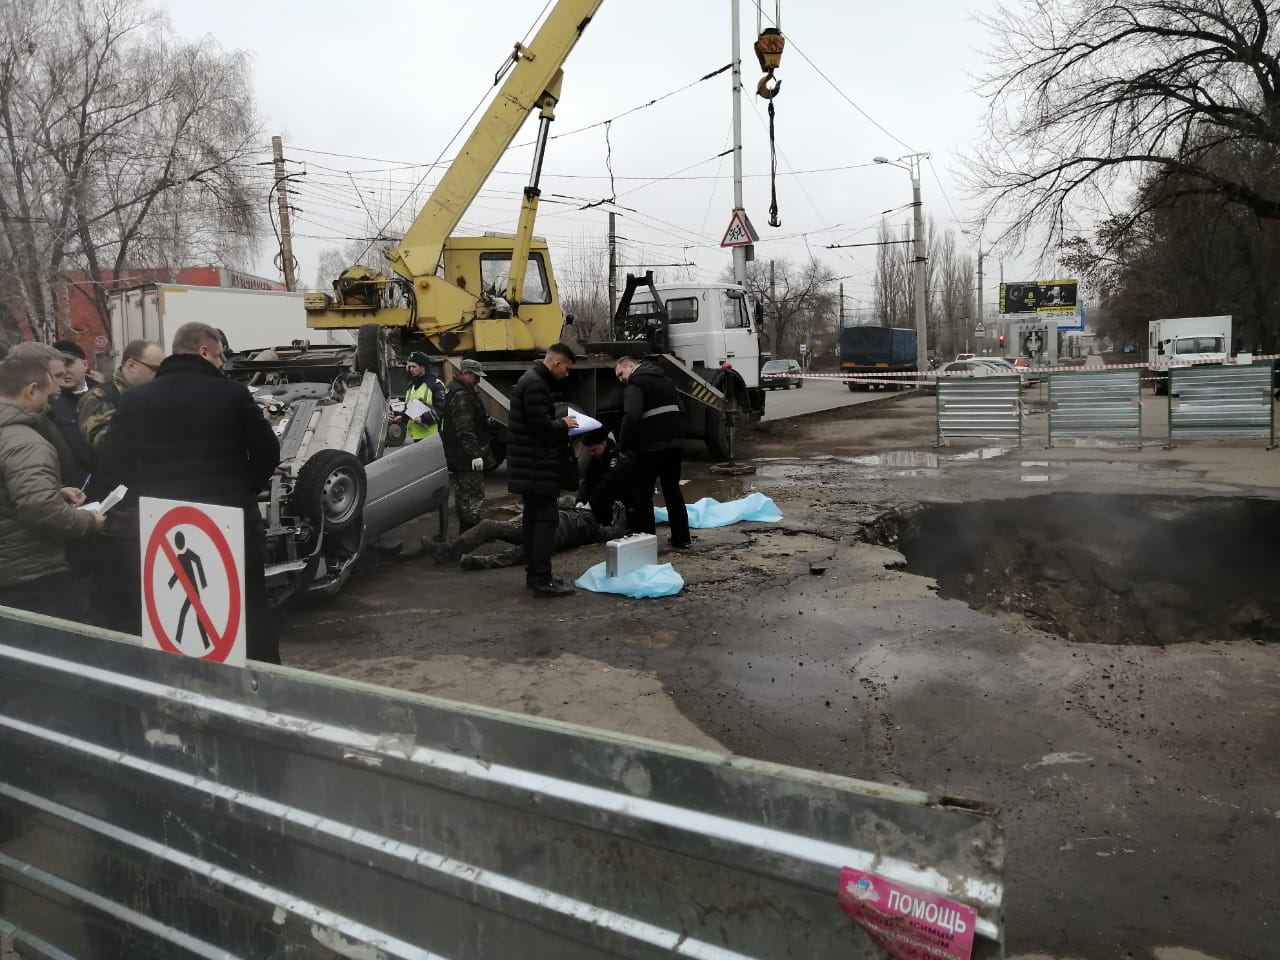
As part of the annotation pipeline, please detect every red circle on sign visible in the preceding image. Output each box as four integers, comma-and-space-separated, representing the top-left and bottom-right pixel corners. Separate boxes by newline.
94, 335, 108, 349
143, 505, 242, 662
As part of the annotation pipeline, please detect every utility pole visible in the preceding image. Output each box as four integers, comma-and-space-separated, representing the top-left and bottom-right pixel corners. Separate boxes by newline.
607, 211, 618, 320
730, 0, 747, 286
909, 159, 928, 375
876, 153, 930, 373
976, 248, 984, 328
839, 281, 845, 328
271, 136, 297, 292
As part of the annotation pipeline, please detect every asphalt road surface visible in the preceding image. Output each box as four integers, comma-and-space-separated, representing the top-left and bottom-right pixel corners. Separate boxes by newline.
760, 375, 897, 421
285, 398, 1278, 960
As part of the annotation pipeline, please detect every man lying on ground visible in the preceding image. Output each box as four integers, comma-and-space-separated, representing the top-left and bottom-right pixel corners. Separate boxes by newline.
409, 496, 626, 570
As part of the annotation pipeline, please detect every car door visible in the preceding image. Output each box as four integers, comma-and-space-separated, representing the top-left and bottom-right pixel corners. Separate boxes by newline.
719, 290, 759, 389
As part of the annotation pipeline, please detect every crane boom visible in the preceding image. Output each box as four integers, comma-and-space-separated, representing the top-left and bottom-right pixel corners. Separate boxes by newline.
389, 1, 604, 282
305, 1, 605, 354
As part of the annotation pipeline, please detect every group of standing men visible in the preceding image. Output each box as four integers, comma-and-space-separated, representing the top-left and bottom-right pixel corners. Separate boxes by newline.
0, 323, 282, 663
1, 327, 692, 657
502, 345, 690, 597
403, 343, 691, 596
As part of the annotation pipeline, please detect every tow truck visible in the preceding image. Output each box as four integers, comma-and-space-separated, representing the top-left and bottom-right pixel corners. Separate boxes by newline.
300, 0, 766, 461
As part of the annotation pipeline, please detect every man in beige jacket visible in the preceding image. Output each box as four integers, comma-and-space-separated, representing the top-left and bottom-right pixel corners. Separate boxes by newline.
0, 343, 105, 619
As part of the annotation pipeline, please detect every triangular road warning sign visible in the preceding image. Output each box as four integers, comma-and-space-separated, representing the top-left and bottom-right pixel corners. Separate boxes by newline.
721, 210, 757, 248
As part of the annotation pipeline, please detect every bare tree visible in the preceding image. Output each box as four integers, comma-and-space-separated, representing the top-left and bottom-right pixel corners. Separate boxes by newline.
0, 0, 263, 341
558, 235, 612, 343
971, 0, 1280, 250
872, 219, 911, 327
931, 230, 975, 358
741, 256, 838, 358
1063, 169, 1280, 349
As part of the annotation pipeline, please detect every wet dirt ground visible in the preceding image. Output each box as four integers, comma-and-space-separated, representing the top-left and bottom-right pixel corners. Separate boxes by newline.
283, 394, 1280, 960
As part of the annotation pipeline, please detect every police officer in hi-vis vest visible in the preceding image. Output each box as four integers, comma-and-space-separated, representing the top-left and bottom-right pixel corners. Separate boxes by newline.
402, 351, 441, 442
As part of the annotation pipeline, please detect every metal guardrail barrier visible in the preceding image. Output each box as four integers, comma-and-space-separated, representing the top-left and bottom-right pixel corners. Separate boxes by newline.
0, 611, 1005, 959
937, 376, 1023, 446
1047, 369, 1142, 448
1168, 362, 1275, 445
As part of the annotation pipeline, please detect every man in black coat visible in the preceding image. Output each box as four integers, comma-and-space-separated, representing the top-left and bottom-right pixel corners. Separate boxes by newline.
615, 356, 691, 548
96, 322, 282, 662
507, 342, 578, 597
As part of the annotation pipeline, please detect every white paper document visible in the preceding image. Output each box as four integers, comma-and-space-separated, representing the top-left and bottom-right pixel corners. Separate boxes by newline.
567, 407, 603, 437
405, 398, 429, 420
79, 484, 127, 515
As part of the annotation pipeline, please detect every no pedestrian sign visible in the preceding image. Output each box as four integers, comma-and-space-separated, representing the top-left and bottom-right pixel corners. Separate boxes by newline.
140, 497, 246, 667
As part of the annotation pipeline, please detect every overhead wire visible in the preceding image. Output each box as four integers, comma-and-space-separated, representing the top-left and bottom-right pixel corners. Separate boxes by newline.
925, 156, 967, 229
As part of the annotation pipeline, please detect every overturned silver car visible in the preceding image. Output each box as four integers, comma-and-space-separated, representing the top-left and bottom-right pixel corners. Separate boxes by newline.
225, 328, 449, 607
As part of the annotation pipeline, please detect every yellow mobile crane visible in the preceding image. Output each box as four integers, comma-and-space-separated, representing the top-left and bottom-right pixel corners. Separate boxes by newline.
303, 1, 600, 355
303, 0, 769, 459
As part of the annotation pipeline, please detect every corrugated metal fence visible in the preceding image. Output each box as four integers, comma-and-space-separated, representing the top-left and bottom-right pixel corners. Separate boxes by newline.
937, 377, 1022, 446
0, 611, 1005, 959
1168, 363, 1274, 444
1048, 369, 1142, 447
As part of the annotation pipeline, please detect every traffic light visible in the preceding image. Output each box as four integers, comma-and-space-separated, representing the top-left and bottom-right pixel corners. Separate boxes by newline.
998, 334, 1006, 347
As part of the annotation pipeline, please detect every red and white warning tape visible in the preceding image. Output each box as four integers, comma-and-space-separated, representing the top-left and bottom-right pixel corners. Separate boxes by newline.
796, 354, 1280, 383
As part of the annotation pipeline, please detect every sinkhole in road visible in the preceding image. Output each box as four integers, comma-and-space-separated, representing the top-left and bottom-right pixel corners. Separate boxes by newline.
889, 493, 1280, 646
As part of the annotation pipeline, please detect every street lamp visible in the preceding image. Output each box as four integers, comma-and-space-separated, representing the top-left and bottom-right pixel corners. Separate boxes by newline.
875, 153, 930, 375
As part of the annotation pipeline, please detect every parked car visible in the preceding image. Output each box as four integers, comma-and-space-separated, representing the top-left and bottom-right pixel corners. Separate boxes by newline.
937, 359, 1007, 378
761, 358, 804, 390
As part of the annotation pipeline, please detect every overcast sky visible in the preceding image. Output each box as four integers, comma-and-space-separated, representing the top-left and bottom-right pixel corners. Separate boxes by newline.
163, 0, 1037, 315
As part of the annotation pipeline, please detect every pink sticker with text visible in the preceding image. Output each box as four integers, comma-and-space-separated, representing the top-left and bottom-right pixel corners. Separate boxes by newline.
837, 867, 977, 960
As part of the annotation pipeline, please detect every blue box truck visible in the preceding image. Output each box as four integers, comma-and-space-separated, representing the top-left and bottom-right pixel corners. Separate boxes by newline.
840, 326, 917, 391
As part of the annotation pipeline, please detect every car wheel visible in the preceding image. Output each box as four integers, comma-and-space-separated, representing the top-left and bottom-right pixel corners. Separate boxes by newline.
294, 449, 367, 536
796, 379, 804, 389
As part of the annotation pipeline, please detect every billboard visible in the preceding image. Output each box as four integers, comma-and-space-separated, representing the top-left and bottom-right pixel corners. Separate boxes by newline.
999, 280, 1078, 315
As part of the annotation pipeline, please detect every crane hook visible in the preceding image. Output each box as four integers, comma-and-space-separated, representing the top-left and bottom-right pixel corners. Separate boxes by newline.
757, 73, 782, 99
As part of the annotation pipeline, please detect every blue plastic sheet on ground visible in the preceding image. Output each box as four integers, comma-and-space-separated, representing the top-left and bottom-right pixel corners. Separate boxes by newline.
655, 492, 783, 528
575, 561, 685, 598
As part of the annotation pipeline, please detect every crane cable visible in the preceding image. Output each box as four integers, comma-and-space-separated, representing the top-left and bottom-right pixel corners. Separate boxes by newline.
754, 1, 784, 227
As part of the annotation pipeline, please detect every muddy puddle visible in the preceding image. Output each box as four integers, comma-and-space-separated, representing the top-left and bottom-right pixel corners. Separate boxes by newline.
883, 493, 1280, 646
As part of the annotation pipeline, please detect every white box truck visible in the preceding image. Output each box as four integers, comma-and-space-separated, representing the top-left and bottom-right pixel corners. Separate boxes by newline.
1147, 315, 1231, 394
108, 284, 353, 361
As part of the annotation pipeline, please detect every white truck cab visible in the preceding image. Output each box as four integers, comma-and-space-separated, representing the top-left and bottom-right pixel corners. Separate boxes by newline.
626, 282, 762, 392
1149, 315, 1231, 368
1148, 315, 1232, 395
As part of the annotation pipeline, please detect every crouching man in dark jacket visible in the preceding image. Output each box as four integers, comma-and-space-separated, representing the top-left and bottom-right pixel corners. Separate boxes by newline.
575, 427, 636, 529
507, 343, 578, 597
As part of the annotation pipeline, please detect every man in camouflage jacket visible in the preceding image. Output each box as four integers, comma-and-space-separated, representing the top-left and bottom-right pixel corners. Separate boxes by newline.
441, 358, 493, 532
77, 340, 164, 470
